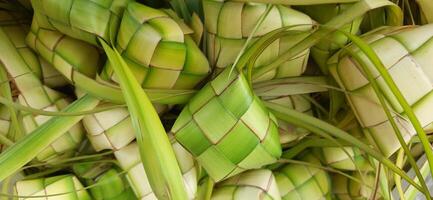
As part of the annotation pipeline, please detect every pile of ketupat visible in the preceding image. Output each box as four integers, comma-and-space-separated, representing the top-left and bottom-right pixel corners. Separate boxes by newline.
0, 0, 433, 199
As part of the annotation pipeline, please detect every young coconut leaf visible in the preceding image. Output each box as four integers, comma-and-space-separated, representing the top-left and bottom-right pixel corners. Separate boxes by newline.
73, 163, 136, 200
114, 140, 197, 199
295, 3, 364, 73
100, 38, 189, 199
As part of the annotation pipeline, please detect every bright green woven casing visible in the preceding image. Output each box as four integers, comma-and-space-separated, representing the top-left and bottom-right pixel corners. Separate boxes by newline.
172, 69, 281, 182
102, 2, 210, 90
0, 23, 85, 162
274, 154, 331, 200
264, 95, 311, 145
114, 140, 198, 199
211, 169, 281, 200
203, 0, 312, 81
329, 25, 433, 157
84, 168, 136, 200
296, 3, 363, 71
332, 172, 378, 200
318, 147, 371, 171
14, 175, 92, 200
26, 15, 102, 84
30, 0, 132, 46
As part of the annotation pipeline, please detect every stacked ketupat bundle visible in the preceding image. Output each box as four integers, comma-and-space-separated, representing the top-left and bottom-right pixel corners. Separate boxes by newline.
14, 175, 92, 199
114, 139, 198, 199
0, 14, 85, 161
203, 0, 313, 80
25, 16, 136, 151
274, 154, 331, 200
329, 24, 433, 157
211, 169, 281, 200
0, 0, 432, 199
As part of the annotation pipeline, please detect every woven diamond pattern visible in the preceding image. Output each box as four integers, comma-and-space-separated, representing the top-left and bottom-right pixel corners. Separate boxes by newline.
274, 154, 331, 200
30, 0, 132, 45
329, 25, 433, 157
211, 169, 281, 200
319, 147, 371, 171
26, 15, 102, 84
203, 0, 312, 80
82, 103, 135, 151
14, 175, 92, 200
102, 2, 210, 90
172, 69, 281, 181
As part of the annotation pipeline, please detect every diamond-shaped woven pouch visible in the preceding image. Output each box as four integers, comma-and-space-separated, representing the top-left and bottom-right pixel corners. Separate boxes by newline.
26, 15, 103, 86
274, 154, 331, 200
171, 68, 282, 182
328, 24, 433, 157
211, 169, 281, 200
30, 0, 132, 46
203, 0, 313, 81
102, 2, 210, 90
14, 175, 92, 199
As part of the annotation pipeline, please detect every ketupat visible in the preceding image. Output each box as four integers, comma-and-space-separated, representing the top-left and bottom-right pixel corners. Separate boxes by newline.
102, 2, 210, 90
274, 154, 331, 200
14, 175, 92, 200
211, 169, 281, 200
25, 17, 137, 151
316, 146, 371, 171
171, 68, 282, 182
203, 0, 313, 81
329, 24, 433, 157
30, 0, 133, 46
